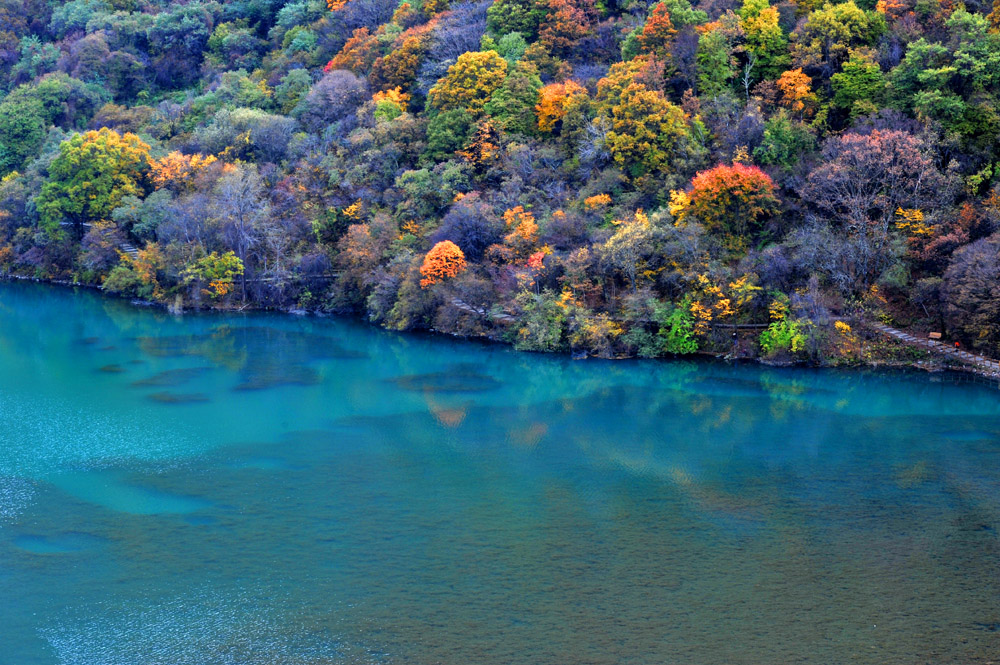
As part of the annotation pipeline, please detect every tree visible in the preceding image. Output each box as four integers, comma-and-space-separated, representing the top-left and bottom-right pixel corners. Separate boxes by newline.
790, 1, 883, 74
36, 128, 151, 236
538, 0, 596, 56
601, 210, 655, 292
942, 233, 1000, 353
776, 68, 818, 118
214, 164, 269, 293
536, 80, 588, 133
325, 27, 380, 74
428, 51, 509, 115
150, 152, 219, 192
740, 0, 789, 80
424, 109, 475, 161
0, 96, 46, 176
688, 162, 779, 239
830, 49, 884, 115
799, 130, 951, 289
604, 83, 703, 178
696, 28, 735, 97
487, 0, 546, 40
753, 110, 816, 169
637, 2, 677, 59
483, 61, 542, 134
182, 251, 245, 301
420, 240, 467, 287
370, 34, 427, 92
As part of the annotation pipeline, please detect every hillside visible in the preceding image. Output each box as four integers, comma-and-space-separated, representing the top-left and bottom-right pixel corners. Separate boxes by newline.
1, 0, 999, 360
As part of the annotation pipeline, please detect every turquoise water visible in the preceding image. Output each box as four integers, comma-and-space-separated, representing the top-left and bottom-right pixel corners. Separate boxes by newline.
1, 281, 999, 664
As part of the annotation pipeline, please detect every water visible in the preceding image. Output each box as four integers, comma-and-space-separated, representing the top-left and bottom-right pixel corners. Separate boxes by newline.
1, 281, 999, 664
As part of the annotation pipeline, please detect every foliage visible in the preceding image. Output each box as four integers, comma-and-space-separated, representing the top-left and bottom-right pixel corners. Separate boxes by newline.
182, 250, 245, 300
659, 297, 699, 354
36, 128, 151, 235
419, 239, 467, 286
687, 163, 779, 239
428, 50, 508, 115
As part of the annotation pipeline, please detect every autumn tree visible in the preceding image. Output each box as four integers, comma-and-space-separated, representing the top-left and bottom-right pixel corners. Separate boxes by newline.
790, 1, 883, 73
637, 2, 677, 59
604, 83, 704, 178
370, 32, 428, 92
538, 0, 597, 56
776, 68, 818, 118
740, 0, 790, 80
36, 128, 151, 236
150, 152, 219, 192
428, 50, 508, 115
688, 163, 780, 239
182, 251, 245, 301
502, 206, 540, 256
601, 210, 655, 292
536, 80, 588, 133
325, 27, 380, 74
420, 240, 467, 287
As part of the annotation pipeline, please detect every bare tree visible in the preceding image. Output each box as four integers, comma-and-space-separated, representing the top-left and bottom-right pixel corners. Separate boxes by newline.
214, 164, 269, 300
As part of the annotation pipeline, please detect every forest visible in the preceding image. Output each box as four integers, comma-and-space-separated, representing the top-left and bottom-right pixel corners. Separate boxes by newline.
1, 0, 1000, 360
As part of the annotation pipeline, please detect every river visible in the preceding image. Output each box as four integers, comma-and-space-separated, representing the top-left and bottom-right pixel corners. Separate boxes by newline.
1, 280, 998, 664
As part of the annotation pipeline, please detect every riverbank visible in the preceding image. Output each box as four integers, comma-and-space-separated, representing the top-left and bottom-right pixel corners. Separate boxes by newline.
5, 272, 999, 386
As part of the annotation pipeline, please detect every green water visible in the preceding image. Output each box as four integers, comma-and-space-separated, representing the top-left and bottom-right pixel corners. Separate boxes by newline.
1, 281, 999, 664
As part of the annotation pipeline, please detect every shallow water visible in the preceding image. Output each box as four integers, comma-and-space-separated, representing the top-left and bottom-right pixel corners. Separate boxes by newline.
1, 281, 999, 664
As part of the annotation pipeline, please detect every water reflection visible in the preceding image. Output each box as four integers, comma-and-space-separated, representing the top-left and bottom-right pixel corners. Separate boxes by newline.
0, 281, 998, 664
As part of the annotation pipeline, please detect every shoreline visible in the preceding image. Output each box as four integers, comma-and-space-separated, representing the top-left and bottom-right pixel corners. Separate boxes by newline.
4, 272, 999, 387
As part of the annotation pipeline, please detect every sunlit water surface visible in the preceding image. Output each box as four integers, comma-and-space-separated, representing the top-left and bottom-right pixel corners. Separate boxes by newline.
1, 281, 999, 664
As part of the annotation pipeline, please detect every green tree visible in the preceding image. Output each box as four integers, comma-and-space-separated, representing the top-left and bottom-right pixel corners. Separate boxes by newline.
424, 109, 475, 162
483, 61, 543, 134
659, 296, 699, 354
697, 29, 735, 97
753, 110, 816, 169
830, 50, 885, 114
0, 97, 46, 176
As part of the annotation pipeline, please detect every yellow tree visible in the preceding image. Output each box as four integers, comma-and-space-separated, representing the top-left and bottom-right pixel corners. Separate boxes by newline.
605, 83, 698, 177
428, 50, 508, 115
36, 128, 151, 236
503, 206, 540, 256
150, 151, 218, 191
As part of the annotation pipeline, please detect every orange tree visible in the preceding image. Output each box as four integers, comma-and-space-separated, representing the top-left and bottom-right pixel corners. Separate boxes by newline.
420, 240, 467, 287
637, 1, 677, 58
688, 163, 779, 239
536, 80, 587, 132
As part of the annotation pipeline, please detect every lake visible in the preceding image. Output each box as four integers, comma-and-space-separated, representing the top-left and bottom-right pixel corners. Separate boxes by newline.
1, 280, 998, 664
